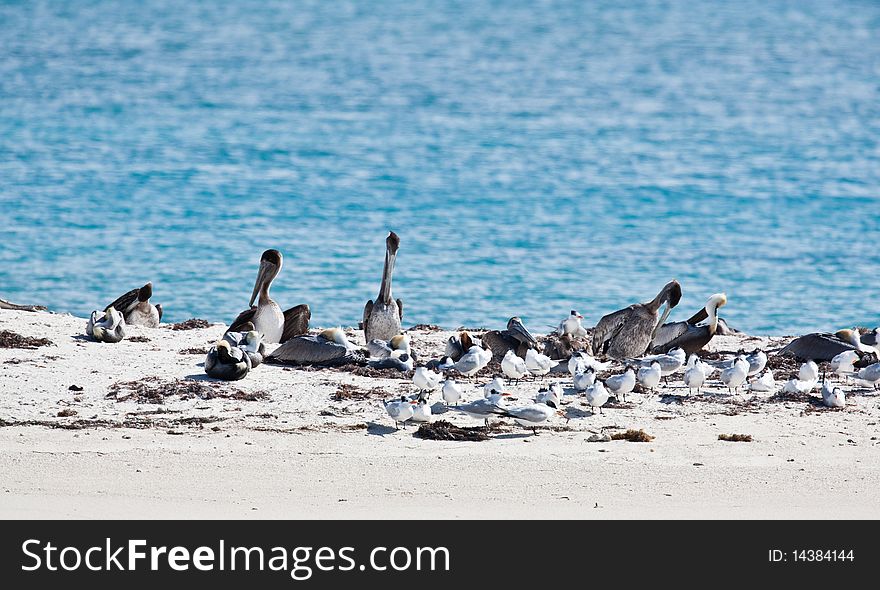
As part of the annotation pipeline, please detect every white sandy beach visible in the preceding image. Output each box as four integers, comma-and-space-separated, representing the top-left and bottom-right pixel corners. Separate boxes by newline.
1, 309, 878, 519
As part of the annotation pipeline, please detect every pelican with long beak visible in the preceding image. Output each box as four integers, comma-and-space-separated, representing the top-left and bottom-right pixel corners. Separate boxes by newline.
592, 280, 682, 359
228, 249, 311, 344
363, 232, 403, 343
778, 328, 874, 362
86, 307, 126, 343
650, 293, 728, 355
105, 282, 162, 327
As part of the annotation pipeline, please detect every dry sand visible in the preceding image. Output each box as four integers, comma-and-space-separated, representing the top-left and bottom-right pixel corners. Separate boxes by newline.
1, 309, 878, 519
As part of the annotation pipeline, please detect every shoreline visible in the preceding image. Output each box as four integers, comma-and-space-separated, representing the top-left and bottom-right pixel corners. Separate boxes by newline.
1, 309, 879, 519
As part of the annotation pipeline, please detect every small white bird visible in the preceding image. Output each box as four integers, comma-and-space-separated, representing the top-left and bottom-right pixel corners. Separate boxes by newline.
799, 360, 819, 383
557, 310, 587, 338
569, 351, 612, 373
749, 370, 776, 392
604, 367, 636, 402
637, 361, 662, 393
573, 367, 596, 392
536, 383, 563, 408
500, 402, 559, 435
501, 349, 529, 383
410, 398, 433, 422
412, 366, 442, 392
441, 379, 462, 406
746, 350, 768, 378
450, 345, 492, 377
525, 348, 556, 378
830, 350, 859, 380
821, 381, 845, 408
636, 347, 686, 380
585, 380, 610, 413
782, 378, 817, 394
683, 358, 706, 395
483, 376, 506, 398
384, 396, 415, 429
857, 362, 880, 389
568, 353, 587, 376
458, 392, 509, 426
720, 355, 749, 393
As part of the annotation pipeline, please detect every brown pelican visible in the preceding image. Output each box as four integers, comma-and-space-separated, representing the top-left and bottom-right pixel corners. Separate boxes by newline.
106, 282, 162, 327
445, 331, 476, 361
778, 328, 872, 362
222, 323, 266, 368
266, 327, 365, 367
649, 293, 727, 355
592, 280, 682, 359
204, 340, 251, 381
86, 308, 126, 343
363, 232, 403, 343
228, 249, 310, 344
482, 317, 538, 361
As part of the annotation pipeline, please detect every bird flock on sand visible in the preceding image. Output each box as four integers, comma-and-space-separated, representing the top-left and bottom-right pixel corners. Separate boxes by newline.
10, 232, 879, 435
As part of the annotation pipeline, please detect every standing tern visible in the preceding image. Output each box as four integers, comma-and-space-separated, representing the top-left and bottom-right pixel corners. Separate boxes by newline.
604, 367, 636, 402
585, 380, 610, 413
441, 379, 463, 406
637, 361, 662, 394
501, 349, 529, 383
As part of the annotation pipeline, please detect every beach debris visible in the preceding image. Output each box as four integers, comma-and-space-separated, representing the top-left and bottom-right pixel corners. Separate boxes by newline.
168, 319, 211, 331
332, 384, 386, 401
128, 335, 151, 343
57, 409, 78, 417
0, 330, 53, 349
68, 384, 83, 391
107, 377, 267, 404
414, 420, 489, 442
408, 324, 441, 332
587, 432, 612, 442
611, 429, 655, 442
179, 347, 208, 355
0, 298, 47, 312
718, 433, 753, 442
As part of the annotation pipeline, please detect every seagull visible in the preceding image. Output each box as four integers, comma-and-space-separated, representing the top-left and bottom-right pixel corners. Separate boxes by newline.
782, 378, 817, 394
799, 360, 819, 383
441, 379, 463, 406
749, 370, 776, 393
413, 366, 442, 392
573, 367, 596, 392
585, 380, 610, 413
720, 356, 749, 393
857, 362, 880, 389
483, 376, 506, 398
501, 350, 529, 383
557, 310, 587, 338
499, 401, 561, 435
525, 348, 556, 378
410, 398, 433, 423
384, 396, 415, 429
821, 381, 845, 408
457, 392, 509, 427
637, 361, 662, 394
448, 345, 492, 377
633, 347, 686, 382
86, 308, 126, 343
683, 356, 707, 395
604, 367, 636, 402
830, 350, 859, 381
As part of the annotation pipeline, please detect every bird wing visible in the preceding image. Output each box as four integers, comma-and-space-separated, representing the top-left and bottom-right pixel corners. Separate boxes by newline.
591, 306, 632, 355
778, 333, 856, 362
281, 304, 311, 343
266, 336, 362, 366
227, 306, 257, 334
105, 287, 140, 315
396, 298, 404, 321
651, 325, 712, 355
362, 299, 373, 333
650, 320, 691, 351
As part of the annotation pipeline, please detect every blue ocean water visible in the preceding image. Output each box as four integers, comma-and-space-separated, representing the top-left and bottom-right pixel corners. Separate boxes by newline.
1, 0, 878, 335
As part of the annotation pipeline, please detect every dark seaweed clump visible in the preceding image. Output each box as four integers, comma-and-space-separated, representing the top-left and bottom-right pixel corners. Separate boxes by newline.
414, 420, 489, 442
168, 319, 211, 331
0, 330, 53, 349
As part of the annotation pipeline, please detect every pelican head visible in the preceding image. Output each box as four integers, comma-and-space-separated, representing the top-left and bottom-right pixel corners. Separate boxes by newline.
378, 232, 400, 304
706, 293, 727, 311
834, 328, 860, 347
320, 327, 350, 347
250, 249, 283, 307
390, 333, 410, 351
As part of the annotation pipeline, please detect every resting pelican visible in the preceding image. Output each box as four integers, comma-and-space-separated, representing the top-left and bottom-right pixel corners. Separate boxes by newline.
650, 293, 728, 355
266, 327, 365, 367
363, 232, 403, 343
228, 249, 310, 344
223, 325, 266, 368
86, 307, 126, 343
204, 340, 251, 381
105, 282, 162, 327
592, 280, 682, 359
482, 317, 538, 361
778, 328, 873, 362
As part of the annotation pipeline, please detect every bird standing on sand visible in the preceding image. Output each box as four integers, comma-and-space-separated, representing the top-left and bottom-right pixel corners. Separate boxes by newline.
363, 232, 404, 343
385, 396, 415, 429
501, 349, 529, 383
483, 376, 506, 398
857, 362, 880, 389
637, 361, 662, 394
410, 398, 433, 423
228, 249, 310, 344
457, 392, 509, 427
448, 344, 492, 377
605, 367, 636, 402
105, 282, 162, 327
683, 355, 707, 395
525, 348, 555, 378
592, 280, 682, 359
413, 366, 442, 393
585, 380, 610, 413
441, 379, 462, 406
720, 356, 749, 393
499, 401, 561, 435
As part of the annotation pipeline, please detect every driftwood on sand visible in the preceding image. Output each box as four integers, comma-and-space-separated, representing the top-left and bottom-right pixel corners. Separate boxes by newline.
0, 298, 47, 312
